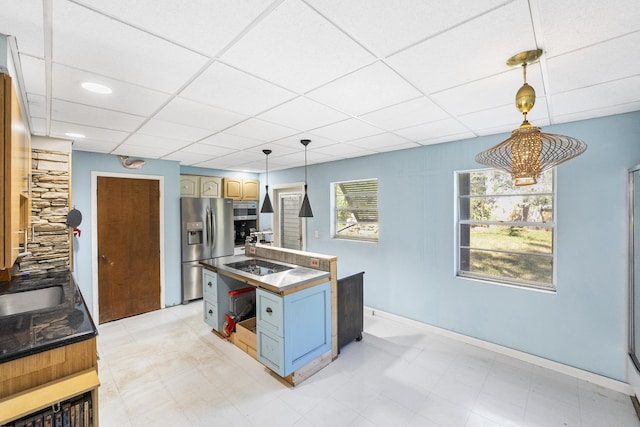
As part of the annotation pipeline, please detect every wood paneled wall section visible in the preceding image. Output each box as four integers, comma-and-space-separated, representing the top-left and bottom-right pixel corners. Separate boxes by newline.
0, 338, 97, 399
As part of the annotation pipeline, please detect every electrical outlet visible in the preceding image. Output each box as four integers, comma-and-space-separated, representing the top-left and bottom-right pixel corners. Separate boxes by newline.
310, 258, 320, 267
314, 230, 319, 238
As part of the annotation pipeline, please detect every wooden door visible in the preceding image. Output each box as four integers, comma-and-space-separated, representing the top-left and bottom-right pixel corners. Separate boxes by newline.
97, 176, 160, 323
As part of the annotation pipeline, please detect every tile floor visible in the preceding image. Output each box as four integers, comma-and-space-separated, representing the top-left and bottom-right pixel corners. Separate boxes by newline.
97, 302, 640, 427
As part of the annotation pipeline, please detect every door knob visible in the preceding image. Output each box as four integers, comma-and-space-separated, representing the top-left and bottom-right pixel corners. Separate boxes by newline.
266, 307, 272, 314
100, 255, 107, 261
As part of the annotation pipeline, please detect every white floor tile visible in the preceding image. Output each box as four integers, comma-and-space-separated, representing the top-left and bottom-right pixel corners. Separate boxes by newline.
97, 303, 640, 427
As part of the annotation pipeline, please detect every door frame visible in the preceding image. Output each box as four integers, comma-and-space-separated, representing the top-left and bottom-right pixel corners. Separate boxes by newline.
91, 171, 165, 321
271, 182, 306, 251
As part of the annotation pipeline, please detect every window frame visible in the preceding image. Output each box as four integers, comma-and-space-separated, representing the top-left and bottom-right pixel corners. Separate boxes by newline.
455, 168, 557, 292
332, 178, 379, 243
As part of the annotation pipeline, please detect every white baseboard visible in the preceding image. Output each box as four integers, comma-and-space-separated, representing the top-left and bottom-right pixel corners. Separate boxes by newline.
364, 306, 633, 396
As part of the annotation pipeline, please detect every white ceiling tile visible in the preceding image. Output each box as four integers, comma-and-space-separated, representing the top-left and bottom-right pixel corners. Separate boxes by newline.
258, 96, 349, 131
224, 118, 299, 142
418, 131, 476, 146
554, 102, 640, 125
51, 64, 171, 116
551, 75, 640, 117
52, 1, 209, 92
0, 0, 44, 57
71, 139, 121, 153
395, 118, 471, 142
51, 99, 146, 132
199, 133, 263, 151
49, 121, 129, 143
27, 93, 46, 118
273, 133, 341, 151
180, 62, 296, 116
307, 61, 422, 115
313, 142, 375, 158
307, 0, 509, 57
546, 31, 640, 94
348, 133, 412, 151
137, 118, 213, 142
29, 117, 47, 135
359, 96, 451, 131
74, 0, 275, 56
387, 1, 536, 94
457, 98, 550, 133
18, 55, 45, 95
124, 133, 192, 151
112, 144, 173, 159
182, 143, 236, 157
310, 118, 384, 142
220, 0, 375, 93
536, 0, 640, 57
371, 141, 421, 153
160, 151, 207, 165
155, 97, 248, 132
431, 64, 545, 116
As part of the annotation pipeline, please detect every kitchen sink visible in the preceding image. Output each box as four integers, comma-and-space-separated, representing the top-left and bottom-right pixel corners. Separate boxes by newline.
225, 259, 293, 276
0, 286, 64, 316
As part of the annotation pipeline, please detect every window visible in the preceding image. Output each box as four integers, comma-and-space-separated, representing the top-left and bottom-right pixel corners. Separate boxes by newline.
456, 169, 555, 291
334, 179, 378, 242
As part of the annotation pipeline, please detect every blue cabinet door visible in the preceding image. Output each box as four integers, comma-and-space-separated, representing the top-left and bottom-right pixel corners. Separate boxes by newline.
256, 282, 331, 377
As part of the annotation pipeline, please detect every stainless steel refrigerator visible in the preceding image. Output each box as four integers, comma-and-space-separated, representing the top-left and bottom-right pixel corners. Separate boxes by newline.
181, 197, 234, 303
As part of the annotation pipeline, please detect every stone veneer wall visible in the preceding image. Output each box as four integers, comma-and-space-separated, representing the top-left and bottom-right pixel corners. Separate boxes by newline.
17, 149, 71, 274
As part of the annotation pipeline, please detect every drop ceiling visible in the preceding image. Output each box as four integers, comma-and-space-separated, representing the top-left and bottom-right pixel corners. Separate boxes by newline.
1, 0, 639, 172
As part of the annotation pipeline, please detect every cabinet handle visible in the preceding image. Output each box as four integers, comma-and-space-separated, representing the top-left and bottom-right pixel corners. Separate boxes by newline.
208, 282, 212, 287
266, 307, 272, 314
209, 309, 213, 314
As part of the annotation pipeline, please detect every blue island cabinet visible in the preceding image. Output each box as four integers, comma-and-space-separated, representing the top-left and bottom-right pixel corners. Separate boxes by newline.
256, 282, 332, 377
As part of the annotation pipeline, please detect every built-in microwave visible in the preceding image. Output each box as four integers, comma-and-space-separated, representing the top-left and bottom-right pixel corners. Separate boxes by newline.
233, 201, 258, 220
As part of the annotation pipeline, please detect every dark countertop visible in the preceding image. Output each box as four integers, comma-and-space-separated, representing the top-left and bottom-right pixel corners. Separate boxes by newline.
0, 271, 98, 364
201, 255, 330, 293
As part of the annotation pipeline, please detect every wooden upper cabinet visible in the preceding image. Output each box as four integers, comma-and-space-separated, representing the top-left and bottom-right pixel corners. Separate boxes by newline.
181, 175, 223, 198
223, 178, 259, 201
180, 175, 199, 197
1, 72, 31, 270
200, 176, 222, 198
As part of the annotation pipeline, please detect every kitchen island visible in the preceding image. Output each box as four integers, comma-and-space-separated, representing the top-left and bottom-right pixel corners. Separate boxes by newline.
0, 272, 99, 425
201, 243, 338, 385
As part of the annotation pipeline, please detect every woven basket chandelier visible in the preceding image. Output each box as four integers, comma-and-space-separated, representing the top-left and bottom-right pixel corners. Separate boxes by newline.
475, 49, 587, 186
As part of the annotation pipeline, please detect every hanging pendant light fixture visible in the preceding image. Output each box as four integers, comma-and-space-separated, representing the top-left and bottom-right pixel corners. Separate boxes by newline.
475, 49, 587, 186
260, 149, 274, 213
299, 139, 313, 218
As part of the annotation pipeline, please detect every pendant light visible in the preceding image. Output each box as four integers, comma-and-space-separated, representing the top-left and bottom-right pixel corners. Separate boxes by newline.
299, 139, 313, 218
260, 149, 274, 213
475, 49, 587, 186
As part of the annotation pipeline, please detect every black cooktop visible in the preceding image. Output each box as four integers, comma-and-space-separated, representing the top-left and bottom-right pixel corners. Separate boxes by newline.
224, 259, 293, 276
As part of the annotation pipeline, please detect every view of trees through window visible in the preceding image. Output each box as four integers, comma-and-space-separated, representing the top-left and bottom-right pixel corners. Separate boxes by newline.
457, 169, 555, 290
334, 179, 378, 242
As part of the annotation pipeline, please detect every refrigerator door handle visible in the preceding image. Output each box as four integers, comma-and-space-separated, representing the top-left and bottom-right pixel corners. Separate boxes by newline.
211, 211, 217, 251
205, 206, 211, 246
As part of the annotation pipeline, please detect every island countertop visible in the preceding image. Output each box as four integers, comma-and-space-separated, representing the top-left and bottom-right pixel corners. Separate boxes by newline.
200, 254, 330, 294
0, 271, 98, 364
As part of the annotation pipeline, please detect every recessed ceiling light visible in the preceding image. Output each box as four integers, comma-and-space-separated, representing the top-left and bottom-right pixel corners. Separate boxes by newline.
65, 132, 86, 139
81, 82, 112, 94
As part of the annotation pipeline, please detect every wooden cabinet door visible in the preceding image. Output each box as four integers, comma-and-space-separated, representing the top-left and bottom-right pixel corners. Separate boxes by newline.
223, 178, 242, 200
242, 179, 259, 200
1, 72, 30, 270
200, 176, 221, 198
180, 175, 199, 197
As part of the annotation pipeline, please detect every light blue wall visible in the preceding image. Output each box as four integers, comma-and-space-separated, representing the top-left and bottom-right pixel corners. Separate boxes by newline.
264, 111, 640, 381
71, 151, 182, 309
71, 111, 639, 381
